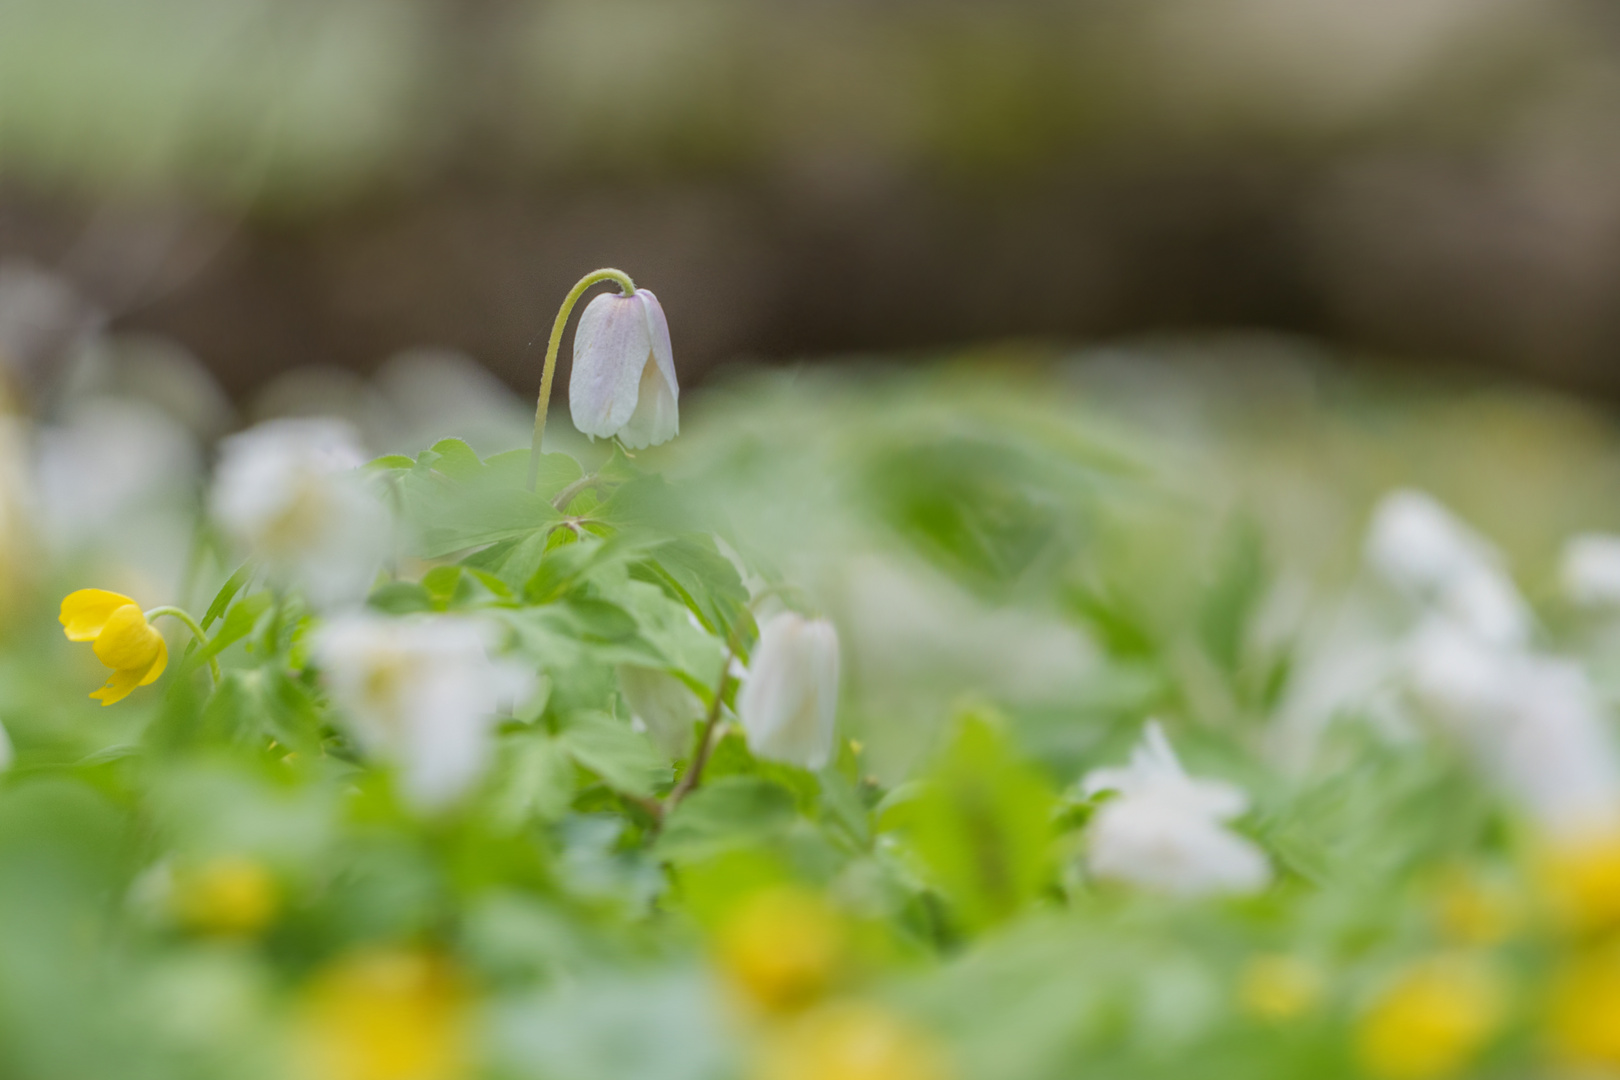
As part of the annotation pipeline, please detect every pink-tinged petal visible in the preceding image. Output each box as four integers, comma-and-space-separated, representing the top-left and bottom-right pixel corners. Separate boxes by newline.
616, 289, 679, 448
570, 291, 652, 439
637, 289, 678, 406
60, 588, 138, 642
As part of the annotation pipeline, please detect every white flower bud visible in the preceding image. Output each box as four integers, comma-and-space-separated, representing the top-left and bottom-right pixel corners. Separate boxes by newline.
568, 289, 678, 449
737, 613, 840, 770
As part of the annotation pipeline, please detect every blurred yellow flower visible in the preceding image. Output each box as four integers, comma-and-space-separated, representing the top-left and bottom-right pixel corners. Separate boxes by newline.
1539, 833, 1620, 935
174, 856, 279, 936
755, 1002, 950, 1080
718, 886, 845, 1013
297, 949, 470, 1080
59, 588, 167, 705
1434, 869, 1521, 946
1239, 954, 1322, 1021
1549, 946, 1620, 1067
1356, 958, 1504, 1080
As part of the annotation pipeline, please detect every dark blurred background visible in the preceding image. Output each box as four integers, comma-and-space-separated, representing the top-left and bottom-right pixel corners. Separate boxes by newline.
6, 0, 1620, 404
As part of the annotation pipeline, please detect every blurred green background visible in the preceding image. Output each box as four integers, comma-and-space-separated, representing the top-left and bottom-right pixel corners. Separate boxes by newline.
6, 0, 1620, 402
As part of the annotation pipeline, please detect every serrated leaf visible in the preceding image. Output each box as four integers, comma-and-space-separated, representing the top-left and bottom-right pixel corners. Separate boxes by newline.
199, 592, 274, 660
560, 712, 669, 799
657, 777, 798, 863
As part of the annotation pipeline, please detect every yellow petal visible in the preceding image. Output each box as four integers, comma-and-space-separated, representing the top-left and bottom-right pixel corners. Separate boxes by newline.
138, 636, 168, 686
92, 605, 162, 672
90, 666, 144, 706
60, 589, 138, 642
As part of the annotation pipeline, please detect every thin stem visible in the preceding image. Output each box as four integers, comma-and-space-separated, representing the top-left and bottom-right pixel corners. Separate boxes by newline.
664, 643, 739, 814
144, 606, 221, 684
528, 268, 637, 489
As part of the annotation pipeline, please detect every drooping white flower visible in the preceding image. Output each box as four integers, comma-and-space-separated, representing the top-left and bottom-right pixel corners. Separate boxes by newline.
569, 289, 678, 449
209, 418, 391, 609
315, 614, 534, 810
1561, 534, 1620, 608
1365, 490, 1529, 646
617, 664, 703, 759
1081, 723, 1271, 897
737, 612, 840, 770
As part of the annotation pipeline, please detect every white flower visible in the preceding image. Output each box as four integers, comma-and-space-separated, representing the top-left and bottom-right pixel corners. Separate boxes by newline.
1365, 490, 1529, 646
617, 664, 703, 759
209, 418, 391, 608
569, 289, 678, 449
315, 614, 534, 810
1405, 619, 1620, 838
1561, 533, 1620, 607
35, 398, 199, 543
1082, 723, 1271, 897
737, 612, 840, 769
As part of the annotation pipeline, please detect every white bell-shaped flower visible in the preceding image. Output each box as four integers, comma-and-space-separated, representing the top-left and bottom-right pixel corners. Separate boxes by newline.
737, 612, 841, 769
568, 289, 678, 449
1082, 722, 1271, 897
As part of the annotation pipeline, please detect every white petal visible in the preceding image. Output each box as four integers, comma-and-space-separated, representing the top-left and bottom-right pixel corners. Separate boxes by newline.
569, 292, 652, 439
739, 613, 841, 769
617, 349, 680, 449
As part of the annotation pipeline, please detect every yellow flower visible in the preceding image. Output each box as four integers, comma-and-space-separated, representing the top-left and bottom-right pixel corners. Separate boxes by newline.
1539, 832, 1620, 935
1549, 946, 1620, 1067
717, 886, 845, 1013
754, 1002, 951, 1080
1239, 954, 1323, 1022
173, 856, 279, 936
1434, 869, 1520, 946
296, 949, 470, 1080
1356, 958, 1504, 1080
59, 589, 167, 705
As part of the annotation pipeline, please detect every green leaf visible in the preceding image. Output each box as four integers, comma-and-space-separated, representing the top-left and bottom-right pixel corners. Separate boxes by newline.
657, 777, 798, 863
428, 437, 484, 480
1199, 516, 1266, 675
199, 592, 274, 660
489, 734, 575, 828
631, 536, 750, 640
368, 581, 433, 615
886, 710, 1055, 934
200, 563, 252, 631
365, 454, 417, 472
417, 489, 562, 558
560, 712, 669, 799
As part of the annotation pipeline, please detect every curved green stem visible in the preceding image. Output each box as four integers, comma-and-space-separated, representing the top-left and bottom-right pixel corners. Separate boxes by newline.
528, 268, 637, 489
144, 606, 222, 684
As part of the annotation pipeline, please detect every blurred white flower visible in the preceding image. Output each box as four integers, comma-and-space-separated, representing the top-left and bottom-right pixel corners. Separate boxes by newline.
737, 612, 840, 770
617, 664, 703, 759
36, 398, 199, 542
1561, 534, 1620, 608
315, 614, 534, 810
209, 418, 391, 609
1082, 723, 1271, 897
569, 289, 678, 449
1405, 619, 1620, 838
1365, 490, 1529, 646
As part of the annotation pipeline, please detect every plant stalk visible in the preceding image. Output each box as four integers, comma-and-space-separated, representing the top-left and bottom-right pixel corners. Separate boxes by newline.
528, 268, 637, 489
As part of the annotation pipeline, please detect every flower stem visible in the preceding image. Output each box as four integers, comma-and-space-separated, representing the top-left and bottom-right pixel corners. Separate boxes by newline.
144, 606, 222, 684
663, 642, 739, 814
528, 268, 637, 490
